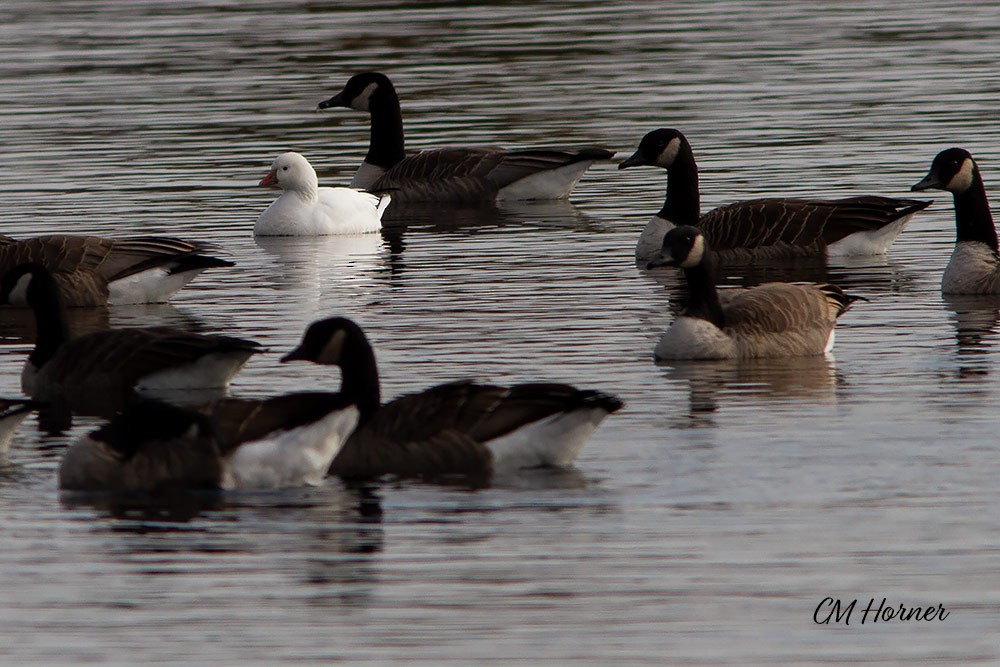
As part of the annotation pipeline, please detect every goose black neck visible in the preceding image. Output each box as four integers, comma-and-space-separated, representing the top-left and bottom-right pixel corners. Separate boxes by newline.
953, 170, 998, 251
657, 143, 701, 225
25, 270, 69, 369
365, 85, 406, 170
681, 259, 725, 328
339, 339, 383, 423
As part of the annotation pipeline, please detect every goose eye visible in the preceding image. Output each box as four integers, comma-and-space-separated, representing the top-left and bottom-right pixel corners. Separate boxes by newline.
282, 166, 289, 171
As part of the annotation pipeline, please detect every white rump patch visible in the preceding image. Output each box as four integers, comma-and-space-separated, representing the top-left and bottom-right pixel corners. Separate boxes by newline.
221, 406, 359, 490
135, 351, 254, 392
486, 407, 610, 471
496, 161, 595, 201
109, 266, 204, 305
826, 214, 912, 256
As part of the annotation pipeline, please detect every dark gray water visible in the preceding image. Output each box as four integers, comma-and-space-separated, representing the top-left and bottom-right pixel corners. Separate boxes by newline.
2, 1, 1000, 664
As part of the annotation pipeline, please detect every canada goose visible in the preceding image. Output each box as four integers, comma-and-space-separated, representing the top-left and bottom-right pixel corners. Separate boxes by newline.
280, 317, 623, 481
648, 226, 860, 360
619, 129, 931, 262
0, 398, 42, 457
255, 152, 391, 236
59, 397, 357, 491
911, 148, 1000, 294
0, 234, 233, 306
0, 264, 261, 398
317, 72, 614, 203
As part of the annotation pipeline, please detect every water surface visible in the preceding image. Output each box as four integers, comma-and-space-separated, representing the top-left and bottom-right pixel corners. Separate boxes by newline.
1, 1, 1000, 664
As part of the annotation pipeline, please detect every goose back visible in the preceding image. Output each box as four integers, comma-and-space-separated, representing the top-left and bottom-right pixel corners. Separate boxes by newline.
651, 226, 860, 360
281, 317, 623, 481
0, 235, 233, 306
59, 400, 225, 492
622, 128, 929, 261
318, 72, 612, 203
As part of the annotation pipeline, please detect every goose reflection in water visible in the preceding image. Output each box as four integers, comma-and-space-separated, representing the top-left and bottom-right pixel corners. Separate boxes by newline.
659, 355, 841, 428
60, 484, 384, 598
943, 294, 1000, 382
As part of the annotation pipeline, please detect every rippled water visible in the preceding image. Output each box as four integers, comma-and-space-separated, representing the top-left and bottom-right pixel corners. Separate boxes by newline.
2, 1, 1000, 664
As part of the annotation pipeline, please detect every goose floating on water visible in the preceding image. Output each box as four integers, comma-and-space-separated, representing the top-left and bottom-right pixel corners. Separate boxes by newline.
255, 152, 390, 236
911, 148, 1000, 294
620, 128, 931, 262
0, 234, 232, 306
0, 264, 261, 399
280, 317, 623, 482
317, 72, 614, 204
59, 397, 357, 492
648, 226, 861, 360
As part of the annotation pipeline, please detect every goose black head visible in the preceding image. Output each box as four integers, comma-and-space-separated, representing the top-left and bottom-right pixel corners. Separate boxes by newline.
912, 148, 978, 195
317, 72, 396, 113
281, 317, 370, 366
0, 263, 54, 307
646, 225, 707, 269
618, 128, 688, 170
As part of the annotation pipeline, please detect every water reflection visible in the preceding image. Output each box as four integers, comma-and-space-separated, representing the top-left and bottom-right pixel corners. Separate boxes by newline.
943, 294, 1000, 380
659, 355, 840, 427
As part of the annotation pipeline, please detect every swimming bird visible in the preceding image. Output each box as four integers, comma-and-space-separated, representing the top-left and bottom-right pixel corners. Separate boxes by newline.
0, 234, 233, 306
280, 317, 623, 481
0, 398, 43, 457
58, 397, 357, 491
911, 148, 1000, 294
317, 72, 614, 203
255, 152, 390, 236
648, 226, 860, 360
620, 128, 930, 262
0, 264, 261, 399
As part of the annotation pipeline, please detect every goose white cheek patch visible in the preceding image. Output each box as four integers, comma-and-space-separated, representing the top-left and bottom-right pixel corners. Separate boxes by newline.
352, 82, 379, 111
946, 158, 975, 193
680, 234, 705, 268
658, 137, 681, 168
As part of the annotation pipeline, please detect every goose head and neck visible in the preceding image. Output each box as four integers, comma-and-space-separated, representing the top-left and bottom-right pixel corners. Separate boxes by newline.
281, 317, 382, 423
912, 147, 997, 252
318, 72, 406, 172
618, 128, 700, 225
258, 152, 320, 201
0, 264, 70, 370
646, 226, 725, 327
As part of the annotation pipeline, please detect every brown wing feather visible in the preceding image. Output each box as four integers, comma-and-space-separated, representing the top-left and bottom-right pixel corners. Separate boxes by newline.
42, 327, 260, 391
332, 380, 622, 480
199, 392, 352, 453
699, 196, 930, 252
0, 235, 219, 283
722, 283, 840, 336
371, 148, 612, 203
